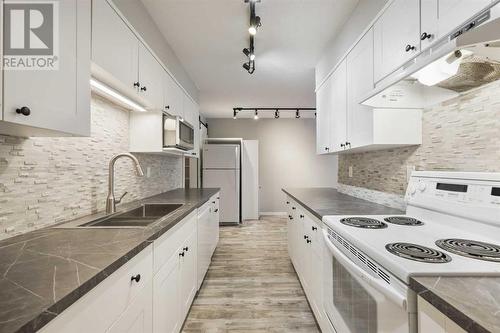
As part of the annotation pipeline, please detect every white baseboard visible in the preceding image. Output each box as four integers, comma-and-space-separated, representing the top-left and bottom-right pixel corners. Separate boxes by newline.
259, 212, 287, 216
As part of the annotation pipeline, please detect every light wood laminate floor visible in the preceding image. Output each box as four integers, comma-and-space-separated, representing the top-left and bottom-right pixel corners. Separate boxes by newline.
182, 216, 320, 333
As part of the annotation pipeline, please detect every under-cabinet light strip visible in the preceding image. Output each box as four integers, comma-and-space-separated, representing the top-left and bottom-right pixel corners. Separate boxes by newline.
90, 78, 147, 112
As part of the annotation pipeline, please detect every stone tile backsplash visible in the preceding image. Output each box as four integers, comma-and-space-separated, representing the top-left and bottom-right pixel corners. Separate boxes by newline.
0, 95, 182, 240
339, 80, 500, 196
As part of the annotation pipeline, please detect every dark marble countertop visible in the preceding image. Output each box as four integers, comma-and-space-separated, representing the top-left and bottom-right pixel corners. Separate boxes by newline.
0, 188, 219, 333
282, 187, 404, 219
411, 276, 500, 333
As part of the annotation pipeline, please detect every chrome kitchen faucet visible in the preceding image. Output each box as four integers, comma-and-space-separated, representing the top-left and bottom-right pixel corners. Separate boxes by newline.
106, 153, 144, 214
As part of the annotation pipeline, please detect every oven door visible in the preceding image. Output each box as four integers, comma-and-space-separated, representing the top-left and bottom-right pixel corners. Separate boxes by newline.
322, 230, 416, 333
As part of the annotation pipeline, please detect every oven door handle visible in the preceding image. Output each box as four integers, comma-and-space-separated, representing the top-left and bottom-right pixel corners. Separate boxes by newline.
323, 230, 408, 311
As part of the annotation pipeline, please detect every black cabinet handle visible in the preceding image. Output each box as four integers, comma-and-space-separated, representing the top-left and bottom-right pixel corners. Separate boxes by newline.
292, 207, 296, 210
312, 226, 317, 231
179, 252, 185, 257
340, 143, 345, 148
217, 197, 220, 200
133, 82, 140, 88
303, 235, 309, 240
286, 201, 290, 204
306, 239, 312, 244
212, 201, 216, 204
324, 147, 330, 151
140, 86, 147, 92
131, 274, 141, 283
405, 44, 416, 52
346, 142, 351, 148
420, 32, 432, 40
300, 214, 304, 219
288, 215, 293, 220
183, 247, 189, 252
165, 105, 170, 110
214, 209, 218, 212
16, 107, 31, 116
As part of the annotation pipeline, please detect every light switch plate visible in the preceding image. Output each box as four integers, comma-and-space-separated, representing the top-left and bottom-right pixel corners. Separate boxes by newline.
146, 167, 151, 178
348, 166, 353, 178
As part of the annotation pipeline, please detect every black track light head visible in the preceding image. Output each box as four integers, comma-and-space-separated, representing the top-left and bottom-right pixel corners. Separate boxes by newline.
274, 110, 279, 119
233, 109, 237, 119
242, 62, 251, 71
243, 48, 251, 57
295, 109, 300, 119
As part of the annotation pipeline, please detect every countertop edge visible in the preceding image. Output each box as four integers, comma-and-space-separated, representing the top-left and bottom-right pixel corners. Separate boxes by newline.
281, 188, 323, 220
13, 188, 219, 333
409, 278, 491, 333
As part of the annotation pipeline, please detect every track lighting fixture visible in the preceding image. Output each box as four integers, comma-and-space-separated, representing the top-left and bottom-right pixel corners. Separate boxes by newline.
231, 107, 316, 118
295, 109, 300, 119
274, 109, 279, 119
254, 109, 259, 120
233, 109, 237, 119
242, 0, 261, 74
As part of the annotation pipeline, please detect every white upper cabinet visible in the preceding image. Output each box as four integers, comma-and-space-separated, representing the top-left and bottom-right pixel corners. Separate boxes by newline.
373, 0, 420, 82
163, 73, 184, 118
347, 28, 374, 150
329, 60, 347, 152
315, 77, 332, 155
92, 0, 138, 95
420, 0, 492, 49
1, 0, 91, 137
138, 42, 164, 110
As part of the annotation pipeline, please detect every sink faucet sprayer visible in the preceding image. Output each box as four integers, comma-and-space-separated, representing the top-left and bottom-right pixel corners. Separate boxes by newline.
106, 153, 144, 214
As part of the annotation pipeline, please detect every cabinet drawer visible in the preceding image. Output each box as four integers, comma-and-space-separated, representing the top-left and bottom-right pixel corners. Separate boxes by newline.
39, 245, 153, 333
153, 211, 197, 273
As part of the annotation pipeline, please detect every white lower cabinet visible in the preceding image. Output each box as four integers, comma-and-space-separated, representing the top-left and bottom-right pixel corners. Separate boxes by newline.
40, 199, 220, 333
418, 297, 466, 333
286, 196, 328, 332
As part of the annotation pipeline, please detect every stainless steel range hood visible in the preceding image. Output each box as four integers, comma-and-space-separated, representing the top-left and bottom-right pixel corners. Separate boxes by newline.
362, 2, 500, 109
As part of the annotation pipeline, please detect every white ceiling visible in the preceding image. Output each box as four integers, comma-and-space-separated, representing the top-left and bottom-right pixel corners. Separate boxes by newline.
141, 0, 359, 118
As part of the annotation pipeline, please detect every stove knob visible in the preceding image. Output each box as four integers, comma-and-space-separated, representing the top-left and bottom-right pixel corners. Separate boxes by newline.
409, 185, 417, 195
418, 182, 427, 192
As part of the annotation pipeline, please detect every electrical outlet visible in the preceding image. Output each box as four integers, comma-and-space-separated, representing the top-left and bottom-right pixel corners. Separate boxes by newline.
348, 166, 353, 178
406, 165, 415, 181
146, 167, 151, 178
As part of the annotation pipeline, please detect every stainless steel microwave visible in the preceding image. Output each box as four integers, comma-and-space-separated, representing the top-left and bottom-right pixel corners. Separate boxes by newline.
162, 113, 194, 150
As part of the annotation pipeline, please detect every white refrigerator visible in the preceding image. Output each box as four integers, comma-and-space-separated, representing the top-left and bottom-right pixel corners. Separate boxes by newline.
202, 144, 241, 224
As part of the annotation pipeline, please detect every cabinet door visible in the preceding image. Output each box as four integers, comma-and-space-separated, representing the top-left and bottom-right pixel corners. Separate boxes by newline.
315, 78, 332, 154
197, 204, 211, 289
153, 250, 181, 333
421, 0, 491, 49
347, 29, 374, 149
138, 43, 163, 110
163, 73, 184, 118
329, 59, 347, 152
179, 231, 198, 319
373, 0, 420, 82
107, 282, 153, 333
3, 0, 91, 136
92, 0, 138, 92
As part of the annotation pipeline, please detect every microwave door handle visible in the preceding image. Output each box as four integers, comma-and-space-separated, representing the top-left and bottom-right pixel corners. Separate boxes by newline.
322, 230, 408, 310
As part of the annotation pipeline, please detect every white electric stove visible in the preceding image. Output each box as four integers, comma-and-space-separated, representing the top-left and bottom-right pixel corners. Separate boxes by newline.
321, 171, 500, 333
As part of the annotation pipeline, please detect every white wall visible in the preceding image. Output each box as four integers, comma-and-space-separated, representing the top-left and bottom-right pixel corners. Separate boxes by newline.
316, 0, 388, 87
207, 119, 338, 213
113, 0, 199, 102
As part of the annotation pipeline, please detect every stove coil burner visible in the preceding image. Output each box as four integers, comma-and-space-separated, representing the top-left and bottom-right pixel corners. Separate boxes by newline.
340, 217, 387, 229
384, 216, 424, 226
386, 243, 452, 263
436, 239, 500, 262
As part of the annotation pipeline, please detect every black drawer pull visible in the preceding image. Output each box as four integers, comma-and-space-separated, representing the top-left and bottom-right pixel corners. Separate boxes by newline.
214, 209, 219, 212
183, 247, 189, 252
300, 214, 304, 219
131, 274, 141, 283
312, 226, 317, 231
306, 239, 312, 244
179, 252, 185, 257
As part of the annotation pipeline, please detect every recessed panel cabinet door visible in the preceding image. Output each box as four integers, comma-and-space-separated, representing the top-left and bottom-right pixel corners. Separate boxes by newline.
373, 0, 420, 82
347, 29, 374, 149
329, 59, 347, 152
153, 250, 181, 333
315, 77, 332, 154
3, 0, 91, 136
421, 0, 491, 49
107, 283, 153, 333
138, 42, 163, 110
92, 0, 138, 92
179, 231, 198, 319
163, 73, 184, 118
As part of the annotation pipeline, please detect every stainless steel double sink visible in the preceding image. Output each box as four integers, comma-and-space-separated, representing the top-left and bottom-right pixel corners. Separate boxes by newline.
76, 203, 183, 228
